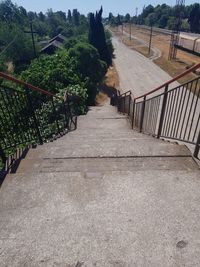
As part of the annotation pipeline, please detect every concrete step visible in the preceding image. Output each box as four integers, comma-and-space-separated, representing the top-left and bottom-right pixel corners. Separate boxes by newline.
26, 139, 190, 159
57, 129, 152, 141
0, 170, 200, 267
16, 156, 198, 173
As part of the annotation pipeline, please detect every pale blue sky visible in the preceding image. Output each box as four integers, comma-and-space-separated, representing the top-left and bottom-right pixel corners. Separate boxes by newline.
13, 0, 199, 16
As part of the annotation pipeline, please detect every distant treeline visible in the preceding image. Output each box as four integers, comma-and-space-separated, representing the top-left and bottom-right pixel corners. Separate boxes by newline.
108, 3, 200, 33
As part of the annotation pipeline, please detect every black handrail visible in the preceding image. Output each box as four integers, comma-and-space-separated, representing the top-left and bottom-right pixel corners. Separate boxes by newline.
0, 73, 77, 171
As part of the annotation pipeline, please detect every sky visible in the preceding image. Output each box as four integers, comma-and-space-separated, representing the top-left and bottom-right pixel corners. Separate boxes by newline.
13, 0, 199, 17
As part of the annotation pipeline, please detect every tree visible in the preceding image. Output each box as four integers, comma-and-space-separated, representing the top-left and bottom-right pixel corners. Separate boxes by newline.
89, 7, 112, 66
68, 9, 72, 23
108, 12, 113, 22
188, 4, 200, 33
68, 42, 107, 104
124, 13, 131, 23
72, 9, 80, 26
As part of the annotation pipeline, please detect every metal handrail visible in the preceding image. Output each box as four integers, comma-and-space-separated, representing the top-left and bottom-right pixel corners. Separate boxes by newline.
113, 65, 200, 159
0, 72, 77, 172
135, 63, 200, 100
0, 72, 63, 100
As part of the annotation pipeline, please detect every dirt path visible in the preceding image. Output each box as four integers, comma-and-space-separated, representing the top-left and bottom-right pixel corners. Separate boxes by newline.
122, 30, 162, 61
112, 36, 177, 97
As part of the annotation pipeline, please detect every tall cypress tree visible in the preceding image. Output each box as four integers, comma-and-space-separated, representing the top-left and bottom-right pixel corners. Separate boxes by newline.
89, 7, 112, 66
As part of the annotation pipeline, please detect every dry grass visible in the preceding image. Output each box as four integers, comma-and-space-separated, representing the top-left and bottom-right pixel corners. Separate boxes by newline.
112, 25, 200, 84
96, 64, 119, 106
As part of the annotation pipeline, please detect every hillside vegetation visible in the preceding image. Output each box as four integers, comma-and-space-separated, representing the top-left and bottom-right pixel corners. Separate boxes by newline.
0, 0, 113, 110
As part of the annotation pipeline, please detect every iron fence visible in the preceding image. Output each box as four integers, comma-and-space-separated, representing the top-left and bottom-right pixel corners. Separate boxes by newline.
0, 75, 77, 171
113, 71, 200, 159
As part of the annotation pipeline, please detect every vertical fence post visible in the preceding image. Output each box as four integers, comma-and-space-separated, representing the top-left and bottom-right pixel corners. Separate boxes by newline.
123, 95, 126, 113
0, 146, 6, 168
128, 93, 131, 115
25, 88, 43, 144
140, 96, 146, 132
157, 84, 168, 138
132, 99, 135, 129
194, 130, 200, 159
51, 97, 60, 134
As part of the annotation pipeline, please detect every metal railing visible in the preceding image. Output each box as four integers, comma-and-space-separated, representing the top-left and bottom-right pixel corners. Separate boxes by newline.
0, 72, 77, 170
113, 63, 200, 159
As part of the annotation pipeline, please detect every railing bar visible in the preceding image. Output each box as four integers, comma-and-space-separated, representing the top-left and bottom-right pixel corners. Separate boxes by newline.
0, 91, 18, 146
146, 100, 151, 132
134, 63, 200, 100
0, 72, 62, 100
183, 86, 197, 141
51, 97, 61, 135
4, 88, 31, 143
131, 99, 135, 129
187, 79, 199, 141
171, 86, 183, 138
146, 101, 151, 133
151, 98, 158, 134
162, 93, 170, 136
163, 91, 173, 136
166, 90, 176, 137
174, 85, 186, 138
155, 97, 161, 134
169, 87, 179, 138
179, 81, 193, 139
192, 113, 200, 142
0, 116, 8, 148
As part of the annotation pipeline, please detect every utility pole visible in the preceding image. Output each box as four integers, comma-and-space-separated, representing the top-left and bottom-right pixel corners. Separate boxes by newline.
148, 24, 153, 55
122, 23, 124, 35
129, 21, 132, 40
135, 7, 138, 25
24, 19, 38, 58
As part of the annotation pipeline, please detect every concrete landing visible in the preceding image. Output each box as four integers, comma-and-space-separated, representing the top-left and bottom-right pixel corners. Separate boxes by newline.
0, 102, 199, 267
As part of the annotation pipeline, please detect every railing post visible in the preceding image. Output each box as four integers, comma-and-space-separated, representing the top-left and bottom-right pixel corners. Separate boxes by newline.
123, 95, 126, 113
128, 93, 131, 115
157, 84, 168, 138
117, 97, 121, 112
0, 146, 6, 167
25, 88, 43, 144
51, 97, 60, 134
131, 99, 135, 129
194, 130, 200, 159
140, 96, 146, 132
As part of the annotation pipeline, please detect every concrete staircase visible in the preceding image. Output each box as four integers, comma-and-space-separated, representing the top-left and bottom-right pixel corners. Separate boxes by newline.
0, 101, 200, 267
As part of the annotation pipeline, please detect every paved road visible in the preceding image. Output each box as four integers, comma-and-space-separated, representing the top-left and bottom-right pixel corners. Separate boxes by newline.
112, 36, 177, 97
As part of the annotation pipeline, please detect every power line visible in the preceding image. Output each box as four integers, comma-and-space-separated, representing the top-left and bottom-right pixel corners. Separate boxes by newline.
0, 34, 18, 57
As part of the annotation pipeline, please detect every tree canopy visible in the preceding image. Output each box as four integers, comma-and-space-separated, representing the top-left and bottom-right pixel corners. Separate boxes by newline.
89, 7, 112, 66
108, 2, 200, 33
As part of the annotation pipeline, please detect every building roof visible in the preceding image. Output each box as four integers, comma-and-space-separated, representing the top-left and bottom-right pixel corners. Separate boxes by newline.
40, 40, 63, 54
48, 34, 67, 44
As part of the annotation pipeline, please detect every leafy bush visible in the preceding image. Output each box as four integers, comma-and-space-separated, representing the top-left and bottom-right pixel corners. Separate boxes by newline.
21, 42, 107, 112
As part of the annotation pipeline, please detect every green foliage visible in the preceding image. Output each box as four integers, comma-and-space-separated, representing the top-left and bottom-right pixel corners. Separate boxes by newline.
0, 0, 89, 70
65, 84, 88, 114
188, 4, 200, 33
108, 2, 200, 33
68, 42, 107, 104
20, 52, 80, 94
21, 40, 107, 109
89, 7, 112, 66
